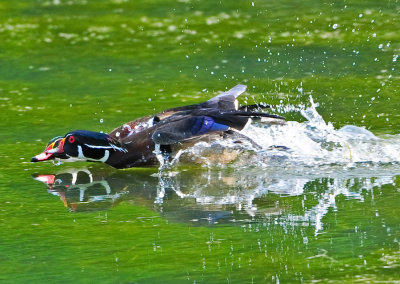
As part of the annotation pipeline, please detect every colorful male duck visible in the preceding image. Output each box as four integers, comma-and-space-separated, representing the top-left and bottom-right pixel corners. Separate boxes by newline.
31, 85, 284, 168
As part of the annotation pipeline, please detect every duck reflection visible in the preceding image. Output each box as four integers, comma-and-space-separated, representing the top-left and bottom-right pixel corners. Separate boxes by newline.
34, 167, 278, 224
33, 166, 399, 232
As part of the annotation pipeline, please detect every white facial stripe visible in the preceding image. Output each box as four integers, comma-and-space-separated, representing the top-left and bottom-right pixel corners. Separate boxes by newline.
66, 148, 110, 163
77, 145, 85, 159
84, 143, 127, 153
62, 144, 116, 163
99, 150, 110, 163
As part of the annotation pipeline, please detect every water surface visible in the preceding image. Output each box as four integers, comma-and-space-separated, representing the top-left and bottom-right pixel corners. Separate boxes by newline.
1, 0, 399, 282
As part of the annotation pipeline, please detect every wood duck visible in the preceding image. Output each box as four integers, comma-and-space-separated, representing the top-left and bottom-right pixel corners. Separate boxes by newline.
31, 85, 285, 168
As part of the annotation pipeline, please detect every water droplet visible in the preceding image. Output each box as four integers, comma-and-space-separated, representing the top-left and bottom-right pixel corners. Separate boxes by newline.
332, 24, 338, 30
100, 118, 104, 123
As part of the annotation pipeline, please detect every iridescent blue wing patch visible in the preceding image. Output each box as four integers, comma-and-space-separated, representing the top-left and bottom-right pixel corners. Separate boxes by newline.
152, 116, 229, 145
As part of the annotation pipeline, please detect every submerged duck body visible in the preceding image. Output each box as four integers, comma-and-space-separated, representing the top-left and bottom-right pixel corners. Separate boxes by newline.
31, 85, 285, 168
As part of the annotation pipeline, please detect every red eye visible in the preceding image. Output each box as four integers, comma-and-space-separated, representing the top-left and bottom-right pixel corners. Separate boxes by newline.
68, 136, 75, 143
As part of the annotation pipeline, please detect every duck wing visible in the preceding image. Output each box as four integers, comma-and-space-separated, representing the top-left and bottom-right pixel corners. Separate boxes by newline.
202, 84, 246, 110
109, 85, 248, 140
154, 84, 247, 122
152, 108, 284, 145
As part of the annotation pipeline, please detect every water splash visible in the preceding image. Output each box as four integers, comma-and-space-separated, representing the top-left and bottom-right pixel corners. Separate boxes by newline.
179, 96, 400, 169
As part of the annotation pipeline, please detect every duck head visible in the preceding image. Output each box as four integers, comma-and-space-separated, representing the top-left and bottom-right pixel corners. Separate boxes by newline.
31, 130, 126, 164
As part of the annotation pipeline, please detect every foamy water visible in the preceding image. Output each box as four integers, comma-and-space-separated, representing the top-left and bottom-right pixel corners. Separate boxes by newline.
179, 96, 400, 171
247, 97, 400, 166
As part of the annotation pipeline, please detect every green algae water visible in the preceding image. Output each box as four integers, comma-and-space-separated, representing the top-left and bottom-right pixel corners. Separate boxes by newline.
1, 0, 400, 282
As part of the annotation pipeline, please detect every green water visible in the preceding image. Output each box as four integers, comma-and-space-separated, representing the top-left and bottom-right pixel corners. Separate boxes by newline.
1, 0, 400, 282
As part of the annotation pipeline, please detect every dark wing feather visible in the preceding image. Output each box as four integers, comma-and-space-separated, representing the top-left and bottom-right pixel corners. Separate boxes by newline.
108, 85, 283, 145
154, 84, 247, 121
151, 108, 285, 145
189, 109, 284, 130
152, 115, 229, 144
201, 84, 246, 110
